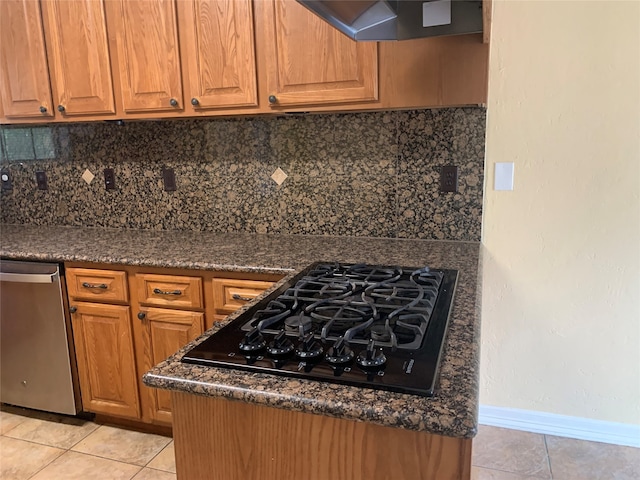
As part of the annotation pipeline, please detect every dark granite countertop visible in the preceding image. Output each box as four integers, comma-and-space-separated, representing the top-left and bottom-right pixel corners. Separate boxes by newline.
0, 223, 481, 438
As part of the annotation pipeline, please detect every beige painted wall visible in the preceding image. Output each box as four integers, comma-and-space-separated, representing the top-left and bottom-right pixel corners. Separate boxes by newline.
482, 0, 640, 425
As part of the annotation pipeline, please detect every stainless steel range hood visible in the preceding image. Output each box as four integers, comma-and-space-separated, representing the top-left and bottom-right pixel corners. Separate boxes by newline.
296, 0, 483, 41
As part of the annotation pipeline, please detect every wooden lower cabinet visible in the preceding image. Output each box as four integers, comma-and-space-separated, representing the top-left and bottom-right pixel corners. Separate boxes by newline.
140, 307, 204, 423
66, 261, 282, 426
171, 392, 472, 480
70, 302, 140, 419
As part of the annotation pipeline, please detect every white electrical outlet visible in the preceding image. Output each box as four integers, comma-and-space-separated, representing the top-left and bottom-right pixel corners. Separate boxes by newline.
494, 162, 514, 191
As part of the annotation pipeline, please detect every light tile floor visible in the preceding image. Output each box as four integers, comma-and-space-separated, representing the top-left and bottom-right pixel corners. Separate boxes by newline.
1, 405, 639, 479
0, 406, 175, 480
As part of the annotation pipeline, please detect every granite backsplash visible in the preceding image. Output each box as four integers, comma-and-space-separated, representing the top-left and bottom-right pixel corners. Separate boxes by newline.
0, 108, 485, 241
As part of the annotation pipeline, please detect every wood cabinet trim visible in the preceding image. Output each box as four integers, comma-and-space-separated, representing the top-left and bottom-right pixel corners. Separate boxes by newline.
483, 0, 492, 44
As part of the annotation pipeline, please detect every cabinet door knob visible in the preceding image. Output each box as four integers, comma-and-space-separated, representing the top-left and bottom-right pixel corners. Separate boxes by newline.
39, 106, 47, 114
137, 312, 146, 320
69, 306, 77, 314
191, 98, 199, 106
268, 95, 277, 104
169, 98, 179, 107
57, 105, 65, 113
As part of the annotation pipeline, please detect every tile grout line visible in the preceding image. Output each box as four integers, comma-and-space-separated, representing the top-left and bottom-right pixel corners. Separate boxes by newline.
64, 422, 102, 450
63, 449, 146, 471
1, 414, 83, 480
3, 412, 174, 475
67, 446, 160, 469
543, 434, 554, 479
24, 436, 70, 480
143, 440, 173, 470
474, 464, 554, 478
3, 423, 150, 478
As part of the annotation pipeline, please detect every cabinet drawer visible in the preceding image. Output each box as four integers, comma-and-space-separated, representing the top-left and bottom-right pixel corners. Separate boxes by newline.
66, 268, 128, 303
212, 278, 274, 314
136, 274, 203, 309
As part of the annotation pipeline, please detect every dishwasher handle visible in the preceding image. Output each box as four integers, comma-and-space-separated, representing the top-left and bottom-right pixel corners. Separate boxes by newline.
0, 271, 60, 284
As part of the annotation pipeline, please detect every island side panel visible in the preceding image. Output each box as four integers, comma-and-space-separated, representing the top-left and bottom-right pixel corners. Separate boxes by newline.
171, 391, 472, 480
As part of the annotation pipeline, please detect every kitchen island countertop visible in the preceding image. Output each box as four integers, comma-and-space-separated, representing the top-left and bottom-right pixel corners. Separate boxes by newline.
0, 223, 481, 438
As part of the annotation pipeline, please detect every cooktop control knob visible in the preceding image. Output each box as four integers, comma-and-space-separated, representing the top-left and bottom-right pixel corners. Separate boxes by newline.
296, 333, 323, 360
239, 327, 266, 353
325, 337, 355, 366
357, 339, 387, 369
267, 331, 295, 357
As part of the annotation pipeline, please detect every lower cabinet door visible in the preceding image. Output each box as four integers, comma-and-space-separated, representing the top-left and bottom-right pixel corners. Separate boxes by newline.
142, 307, 204, 423
71, 302, 140, 419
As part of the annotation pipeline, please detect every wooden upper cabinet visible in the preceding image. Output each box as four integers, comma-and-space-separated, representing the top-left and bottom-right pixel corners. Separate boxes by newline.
107, 0, 183, 113
178, 0, 258, 110
263, 0, 378, 108
40, 0, 115, 116
0, 0, 53, 119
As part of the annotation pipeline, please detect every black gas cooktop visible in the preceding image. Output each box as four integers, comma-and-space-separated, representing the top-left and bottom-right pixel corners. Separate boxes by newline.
182, 262, 458, 397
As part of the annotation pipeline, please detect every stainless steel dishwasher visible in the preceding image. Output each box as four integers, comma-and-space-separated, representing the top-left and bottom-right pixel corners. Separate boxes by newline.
0, 260, 80, 415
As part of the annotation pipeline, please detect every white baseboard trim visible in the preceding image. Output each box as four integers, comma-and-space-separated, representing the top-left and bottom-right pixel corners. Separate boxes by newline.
478, 405, 640, 448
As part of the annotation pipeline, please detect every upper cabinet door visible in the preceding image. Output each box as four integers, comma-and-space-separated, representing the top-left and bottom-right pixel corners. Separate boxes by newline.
108, 0, 183, 113
178, 0, 257, 110
263, 0, 378, 108
0, 0, 53, 118
41, 0, 115, 116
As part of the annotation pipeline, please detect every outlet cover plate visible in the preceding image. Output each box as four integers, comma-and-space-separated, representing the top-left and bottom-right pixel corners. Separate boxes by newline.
440, 165, 458, 193
35, 171, 48, 190
1, 169, 12, 191
494, 162, 514, 191
163, 167, 177, 191
104, 168, 115, 190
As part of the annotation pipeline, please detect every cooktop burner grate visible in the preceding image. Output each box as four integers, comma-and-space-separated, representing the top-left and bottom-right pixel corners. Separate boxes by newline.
182, 262, 458, 397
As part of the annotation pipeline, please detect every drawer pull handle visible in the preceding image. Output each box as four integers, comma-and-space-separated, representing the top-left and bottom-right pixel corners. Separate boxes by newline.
69, 306, 77, 313
153, 288, 182, 296
82, 282, 108, 289
232, 293, 253, 302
